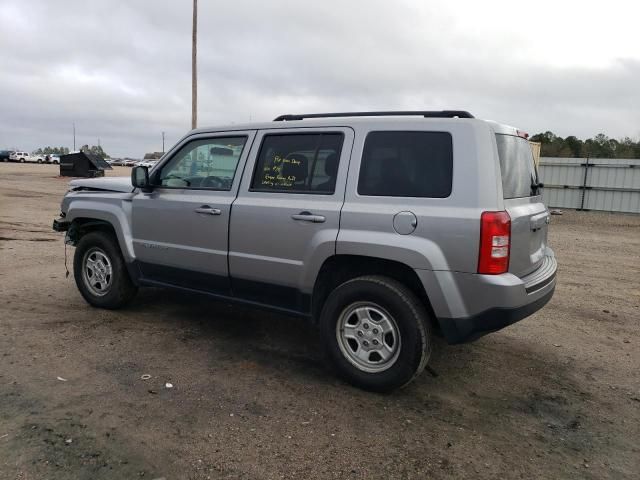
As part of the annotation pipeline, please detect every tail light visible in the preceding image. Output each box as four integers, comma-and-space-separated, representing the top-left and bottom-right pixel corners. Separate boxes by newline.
478, 211, 511, 274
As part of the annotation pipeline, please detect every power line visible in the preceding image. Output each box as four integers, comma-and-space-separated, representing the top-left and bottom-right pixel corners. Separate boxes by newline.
192, 0, 198, 130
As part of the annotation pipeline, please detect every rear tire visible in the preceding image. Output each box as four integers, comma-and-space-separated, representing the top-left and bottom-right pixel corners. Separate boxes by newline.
319, 275, 432, 392
73, 231, 137, 309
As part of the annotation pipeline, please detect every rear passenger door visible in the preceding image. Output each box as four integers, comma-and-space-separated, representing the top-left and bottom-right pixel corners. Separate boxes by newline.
229, 128, 354, 313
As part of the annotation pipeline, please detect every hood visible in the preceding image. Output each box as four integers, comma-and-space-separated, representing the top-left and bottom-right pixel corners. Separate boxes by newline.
69, 176, 134, 193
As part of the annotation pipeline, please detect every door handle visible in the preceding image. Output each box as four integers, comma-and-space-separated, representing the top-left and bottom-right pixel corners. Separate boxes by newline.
194, 206, 222, 216
291, 211, 326, 223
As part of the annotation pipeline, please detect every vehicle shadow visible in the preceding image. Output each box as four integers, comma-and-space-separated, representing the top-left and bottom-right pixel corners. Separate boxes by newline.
121, 287, 577, 401
124, 287, 327, 375
93, 287, 602, 474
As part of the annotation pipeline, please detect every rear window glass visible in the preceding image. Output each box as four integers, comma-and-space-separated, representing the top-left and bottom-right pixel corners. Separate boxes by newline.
358, 131, 453, 198
495, 134, 539, 199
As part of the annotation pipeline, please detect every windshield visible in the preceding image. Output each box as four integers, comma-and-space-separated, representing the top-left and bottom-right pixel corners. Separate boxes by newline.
495, 134, 539, 199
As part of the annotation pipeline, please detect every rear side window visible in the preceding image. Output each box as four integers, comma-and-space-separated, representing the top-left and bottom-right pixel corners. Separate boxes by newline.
251, 133, 344, 194
358, 131, 453, 198
495, 134, 539, 199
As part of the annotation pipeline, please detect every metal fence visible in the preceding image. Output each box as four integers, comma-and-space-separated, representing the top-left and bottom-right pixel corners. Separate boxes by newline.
538, 157, 640, 214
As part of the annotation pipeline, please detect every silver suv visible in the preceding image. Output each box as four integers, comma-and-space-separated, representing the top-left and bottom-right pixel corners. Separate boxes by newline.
53, 111, 556, 391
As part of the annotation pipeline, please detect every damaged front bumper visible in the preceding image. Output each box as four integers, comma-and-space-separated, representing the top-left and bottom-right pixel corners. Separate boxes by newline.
52, 216, 78, 245
52, 217, 70, 232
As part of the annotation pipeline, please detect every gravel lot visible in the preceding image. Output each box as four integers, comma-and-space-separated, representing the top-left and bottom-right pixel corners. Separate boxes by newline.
1, 163, 639, 480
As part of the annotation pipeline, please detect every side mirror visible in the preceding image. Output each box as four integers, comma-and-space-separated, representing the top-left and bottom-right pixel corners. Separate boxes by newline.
132, 166, 152, 193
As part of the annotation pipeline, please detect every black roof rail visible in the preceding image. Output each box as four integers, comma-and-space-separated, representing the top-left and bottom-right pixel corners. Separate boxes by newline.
273, 110, 474, 121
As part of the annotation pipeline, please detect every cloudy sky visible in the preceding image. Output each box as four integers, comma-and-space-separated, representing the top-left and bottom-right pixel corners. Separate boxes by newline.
1, 0, 639, 157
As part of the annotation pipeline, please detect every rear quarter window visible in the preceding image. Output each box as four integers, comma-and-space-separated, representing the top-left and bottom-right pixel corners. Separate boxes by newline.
495, 134, 539, 199
357, 131, 453, 198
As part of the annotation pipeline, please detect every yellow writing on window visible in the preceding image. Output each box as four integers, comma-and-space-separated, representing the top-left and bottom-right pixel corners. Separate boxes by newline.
259, 155, 301, 188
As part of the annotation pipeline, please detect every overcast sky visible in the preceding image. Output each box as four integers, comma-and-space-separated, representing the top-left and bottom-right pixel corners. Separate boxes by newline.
1, 0, 639, 157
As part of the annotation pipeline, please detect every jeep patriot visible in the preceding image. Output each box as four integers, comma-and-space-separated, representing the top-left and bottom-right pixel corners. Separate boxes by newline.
53, 111, 556, 391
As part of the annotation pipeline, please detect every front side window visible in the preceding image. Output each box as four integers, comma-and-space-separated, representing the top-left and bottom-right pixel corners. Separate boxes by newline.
157, 136, 247, 190
251, 133, 344, 193
358, 131, 453, 198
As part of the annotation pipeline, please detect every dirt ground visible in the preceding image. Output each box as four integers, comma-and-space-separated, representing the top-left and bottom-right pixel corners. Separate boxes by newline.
0, 162, 638, 480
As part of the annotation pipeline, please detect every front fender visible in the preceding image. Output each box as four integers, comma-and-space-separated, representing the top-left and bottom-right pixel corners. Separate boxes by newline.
65, 196, 135, 262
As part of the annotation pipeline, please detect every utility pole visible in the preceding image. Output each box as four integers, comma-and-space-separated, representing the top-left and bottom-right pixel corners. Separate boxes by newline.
73, 122, 76, 151
191, 0, 198, 130
162, 131, 165, 153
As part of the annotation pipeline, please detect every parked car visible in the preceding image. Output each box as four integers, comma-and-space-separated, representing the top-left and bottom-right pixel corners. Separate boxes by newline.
122, 159, 140, 167
9, 151, 37, 163
44, 154, 61, 164
52, 110, 556, 392
0, 150, 15, 162
137, 159, 159, 169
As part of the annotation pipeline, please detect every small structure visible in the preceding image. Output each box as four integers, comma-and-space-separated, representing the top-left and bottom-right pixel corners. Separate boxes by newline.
144, 152, 164, 160
59, 151, 112, 177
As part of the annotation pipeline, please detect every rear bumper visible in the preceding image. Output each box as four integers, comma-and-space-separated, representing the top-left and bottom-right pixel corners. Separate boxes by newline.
437, 285, 555, 344
417, 248, 557, 344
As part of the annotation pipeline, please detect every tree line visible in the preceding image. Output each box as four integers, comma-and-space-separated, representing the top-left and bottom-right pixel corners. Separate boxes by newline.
33, 146, 70, 156
530, 132, 640, 159
33, 144, 109, 159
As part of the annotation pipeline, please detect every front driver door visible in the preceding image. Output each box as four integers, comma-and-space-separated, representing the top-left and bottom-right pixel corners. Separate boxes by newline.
131, 131, 256, 294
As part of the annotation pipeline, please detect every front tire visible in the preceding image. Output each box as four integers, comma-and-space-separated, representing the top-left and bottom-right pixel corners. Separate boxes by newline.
319, 275, 432, 392
73, 231, 137, 309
